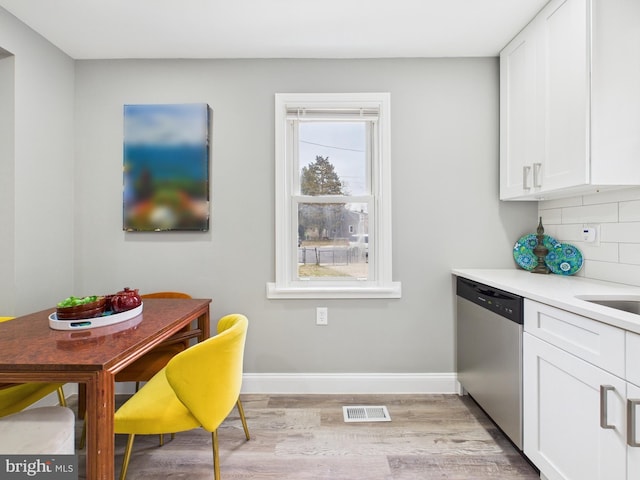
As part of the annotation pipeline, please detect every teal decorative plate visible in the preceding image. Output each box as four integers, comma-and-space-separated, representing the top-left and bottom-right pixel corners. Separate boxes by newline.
545, 243, 583, 275
513, 234, 560, 271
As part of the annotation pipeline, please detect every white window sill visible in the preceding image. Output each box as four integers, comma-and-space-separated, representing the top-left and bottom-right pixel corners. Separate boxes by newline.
266, 282, 402, 299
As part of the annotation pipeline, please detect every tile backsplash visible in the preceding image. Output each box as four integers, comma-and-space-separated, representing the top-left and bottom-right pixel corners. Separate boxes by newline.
539, 187, 640, 287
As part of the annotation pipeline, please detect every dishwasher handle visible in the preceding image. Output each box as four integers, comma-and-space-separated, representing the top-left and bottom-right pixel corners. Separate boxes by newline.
477, 287, 518, 301
456, 277, 523, 324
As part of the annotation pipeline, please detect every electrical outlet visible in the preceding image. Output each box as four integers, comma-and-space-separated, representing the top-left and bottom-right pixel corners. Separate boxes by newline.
316, 307, 328, 325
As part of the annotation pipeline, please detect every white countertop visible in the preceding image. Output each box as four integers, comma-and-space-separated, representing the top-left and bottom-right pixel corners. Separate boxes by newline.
452, 268, 640, 334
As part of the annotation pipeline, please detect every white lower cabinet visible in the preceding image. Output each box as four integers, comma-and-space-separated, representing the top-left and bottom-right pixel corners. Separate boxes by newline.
524, 332, 626, 479
523, 299, 638, 479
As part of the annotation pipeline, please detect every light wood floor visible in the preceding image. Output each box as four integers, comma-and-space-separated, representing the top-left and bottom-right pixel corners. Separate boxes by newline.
75, 394, 540, 479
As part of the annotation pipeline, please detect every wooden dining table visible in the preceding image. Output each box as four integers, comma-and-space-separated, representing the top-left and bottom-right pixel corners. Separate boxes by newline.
0, 297, 211, 480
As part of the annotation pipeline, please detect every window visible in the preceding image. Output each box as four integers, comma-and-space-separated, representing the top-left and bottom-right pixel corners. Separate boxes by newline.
267, 93, 400, 299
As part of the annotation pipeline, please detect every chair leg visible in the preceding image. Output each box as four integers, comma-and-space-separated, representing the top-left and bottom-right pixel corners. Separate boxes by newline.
211, 430, 220, 480
79, 410, 87, 450
236, 398, 250, 441
79, 418, 86, 450
119, 434, 136, 480
56, 387, 67, 407
159, 433, 177, 445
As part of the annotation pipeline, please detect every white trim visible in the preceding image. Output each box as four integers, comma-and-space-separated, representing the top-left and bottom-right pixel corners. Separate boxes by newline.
266, 282, 401, 299
40, 375, 459, 400
241, 372, 458, 394
270, 92, 400, 300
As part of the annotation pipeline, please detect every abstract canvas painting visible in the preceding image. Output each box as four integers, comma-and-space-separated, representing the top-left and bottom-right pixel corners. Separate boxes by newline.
123, 103, 210, 231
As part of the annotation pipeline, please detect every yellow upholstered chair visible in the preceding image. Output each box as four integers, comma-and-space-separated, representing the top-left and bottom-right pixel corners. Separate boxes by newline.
115, 314, 249, 480
80, 292, 201, 449
216, 316, 250, 442
0, 383, 67, 418
130, 293, 249, 444
0, 317, 67, 418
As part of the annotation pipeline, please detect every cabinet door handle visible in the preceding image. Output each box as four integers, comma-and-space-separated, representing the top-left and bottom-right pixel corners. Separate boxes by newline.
600, 385, 616, 429
523, 166, 532, 190
628, 399, 640, 447
533, 162, 542, 188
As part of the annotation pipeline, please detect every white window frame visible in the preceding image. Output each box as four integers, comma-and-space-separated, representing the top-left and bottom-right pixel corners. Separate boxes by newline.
267, 92, 401, 299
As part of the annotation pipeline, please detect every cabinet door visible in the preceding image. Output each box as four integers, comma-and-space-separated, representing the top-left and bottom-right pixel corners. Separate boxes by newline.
524, 333, 626, 480
629, 383, 640, 479
499, 25, 539, 199
537, 0, 590, 192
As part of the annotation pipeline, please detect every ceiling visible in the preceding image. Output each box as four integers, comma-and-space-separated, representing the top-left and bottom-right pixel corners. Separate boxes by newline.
0, 0, 548, 60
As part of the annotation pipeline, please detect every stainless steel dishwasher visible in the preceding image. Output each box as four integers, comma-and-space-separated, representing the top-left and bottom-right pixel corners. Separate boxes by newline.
456, 276, 524, 450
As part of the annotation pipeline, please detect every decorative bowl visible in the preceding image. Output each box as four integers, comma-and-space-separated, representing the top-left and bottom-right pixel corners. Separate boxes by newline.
56, 297, 107, 320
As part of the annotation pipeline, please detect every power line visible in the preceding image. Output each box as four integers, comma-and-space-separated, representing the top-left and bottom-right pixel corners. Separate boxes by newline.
300, 140, 364, 153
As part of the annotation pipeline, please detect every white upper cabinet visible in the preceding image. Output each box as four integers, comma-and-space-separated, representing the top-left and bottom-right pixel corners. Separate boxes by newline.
500, 0, 640, 201
500, 24, 539, 198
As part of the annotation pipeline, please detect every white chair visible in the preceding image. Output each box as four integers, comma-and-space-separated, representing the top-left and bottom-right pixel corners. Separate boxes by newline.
0, 406, 75, 454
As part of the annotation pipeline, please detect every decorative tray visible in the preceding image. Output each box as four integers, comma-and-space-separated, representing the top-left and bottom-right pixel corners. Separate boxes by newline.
513, 234, 583, 275
55, 315, 143, 350
513, 234, 560, 271
48, 303, 143, 331
545, 243, 584, 275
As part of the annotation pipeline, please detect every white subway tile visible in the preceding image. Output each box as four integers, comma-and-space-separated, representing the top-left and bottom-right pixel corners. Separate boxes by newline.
540, 225, 560, 242
566, 189, 640, 285
562, 203, 618, 224
583, 260, 640, 287
553, 224, 582, 242
601, 222, 640, 243
538, 196, 583, 210
539, 208, 562, 225
620, 200, 640, 222
583, 187, 640, 205
579, 242, 618, 262
620, 243, 640, 265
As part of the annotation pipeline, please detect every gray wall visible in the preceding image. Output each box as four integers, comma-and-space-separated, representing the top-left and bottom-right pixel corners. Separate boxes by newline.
1, 6, 538, 378
0, 8, 75, 315
74, 58, 537, 375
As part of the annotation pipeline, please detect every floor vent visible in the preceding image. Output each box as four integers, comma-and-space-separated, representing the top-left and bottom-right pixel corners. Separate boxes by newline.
342, 405, 391, 423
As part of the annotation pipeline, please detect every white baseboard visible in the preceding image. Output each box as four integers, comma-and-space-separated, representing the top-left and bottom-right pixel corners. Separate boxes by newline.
42, 374, 460, 399
241, 373, 458, 394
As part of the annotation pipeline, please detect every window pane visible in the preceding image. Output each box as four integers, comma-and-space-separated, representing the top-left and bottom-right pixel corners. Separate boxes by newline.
298, 122, 368, 196
297, 202, 368, 280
